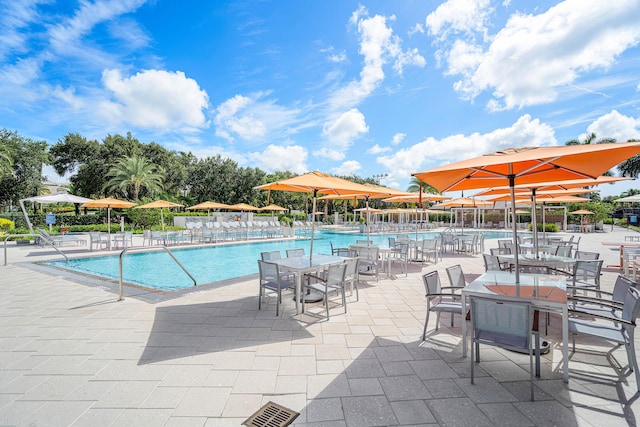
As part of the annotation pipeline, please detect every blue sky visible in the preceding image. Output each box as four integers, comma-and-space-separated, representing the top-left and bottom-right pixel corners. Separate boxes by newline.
1, 0, 640, 197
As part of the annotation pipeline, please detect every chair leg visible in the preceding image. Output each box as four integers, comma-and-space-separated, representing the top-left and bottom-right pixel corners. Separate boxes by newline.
422, 308, 430, 341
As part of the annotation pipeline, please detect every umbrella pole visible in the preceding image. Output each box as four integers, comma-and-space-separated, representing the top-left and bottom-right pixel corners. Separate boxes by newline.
366, 196, 370, 243
309, 190, 317, 264
509, 173, 520, 293
531, 189, 538, 259
107, 207, 112, 250
161, 209, 165, 232
542, 202, 546, 241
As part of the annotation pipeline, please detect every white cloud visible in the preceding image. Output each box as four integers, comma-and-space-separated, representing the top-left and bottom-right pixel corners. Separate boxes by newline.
332, 160, 362, 176
98, 69, 209, 130
313, 147, 345, 161
426, 0, 492, 40
391, 132, 406, 145
409, 23, 424, 36
328, 5, 425, 110
439, 0, 640, 110
214, 91, 302, 143
367, 144, 391, 154
586, 110, 640, 142
249, 144, 308, 174
322, 108, 369, 149
328, 51, 347, 63
377, 114, 556, 184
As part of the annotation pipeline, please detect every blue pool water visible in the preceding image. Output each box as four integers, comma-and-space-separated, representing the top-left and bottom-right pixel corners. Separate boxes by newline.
44, 229, 513, 291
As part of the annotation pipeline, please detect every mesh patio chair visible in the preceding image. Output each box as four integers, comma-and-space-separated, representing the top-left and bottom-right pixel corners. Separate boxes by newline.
286, 248, 305, 257
570, 259, 604, 297
416, 238, 439, 264
422, 271, 467, 340
482, 253, 504, 272
356, 246, 379, 282
569, 287, 640, 392
303, 263, 348, 320
343, 257, 360, 301
470, 296, 540, 401
257, 260, 295, 316
388, 242, 409, 276
575, 250, 600, 260
568, 274, 636, 318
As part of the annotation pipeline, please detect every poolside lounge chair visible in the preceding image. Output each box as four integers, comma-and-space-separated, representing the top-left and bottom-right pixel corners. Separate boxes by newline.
36, 228, 86, 247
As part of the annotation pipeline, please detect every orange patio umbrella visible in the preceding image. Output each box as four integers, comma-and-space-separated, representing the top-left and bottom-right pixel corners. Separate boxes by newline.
186, 201, 232, 210
381, 193, 450, 203
413, 142, 640, 286
473, 175, 633, 196
81, 197, 136, 249
228, 203, 258, 211
255, 171, 390, 261
135, 200, 183, 231
260, 204, 288, 211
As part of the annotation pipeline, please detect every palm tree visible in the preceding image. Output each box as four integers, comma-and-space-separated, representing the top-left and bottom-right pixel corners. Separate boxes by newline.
407, 177, 440, 194
103, 155, 164, 200
0, 144, 12, 179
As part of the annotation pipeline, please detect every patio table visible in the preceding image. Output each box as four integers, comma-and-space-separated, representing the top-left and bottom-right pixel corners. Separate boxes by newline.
269, 254, 346, 314
601, 241, 640, 269
461, 271, 569, 383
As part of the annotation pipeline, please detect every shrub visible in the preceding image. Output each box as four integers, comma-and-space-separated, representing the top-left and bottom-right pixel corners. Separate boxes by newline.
529, 222, 559, 232
0, 217, 15, 233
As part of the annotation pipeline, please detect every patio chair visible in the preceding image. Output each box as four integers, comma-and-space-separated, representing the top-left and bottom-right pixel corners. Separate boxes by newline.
142, 230, 152, 246
113, 231, 133, 249
388, 242, 409, 276
422, 271, 467, 340
286, 248, 305, 258
575, 250, 599, 260
356, 246, 379, 282
261, 251, 281, 261
555, 244, 573, 258
446, 264, 468, 289
302, 262, 348, 320
470, 295, 539, 401
416, 238, 439, 264
89, 232, 108, 251
570, 259, 604, 297
257, 260, 295, 316
482, 253, 504, 272
343, 257, 360, 300
568, 274, 636, 318
569, 287, 640, 392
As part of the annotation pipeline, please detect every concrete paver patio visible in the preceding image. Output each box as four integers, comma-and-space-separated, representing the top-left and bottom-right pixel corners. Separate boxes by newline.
1, 226, 640, 426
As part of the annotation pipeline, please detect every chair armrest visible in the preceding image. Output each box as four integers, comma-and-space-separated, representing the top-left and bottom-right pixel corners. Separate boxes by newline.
567, 296, 623, 309
568, 309, 635, 326
565, 286, 613, 297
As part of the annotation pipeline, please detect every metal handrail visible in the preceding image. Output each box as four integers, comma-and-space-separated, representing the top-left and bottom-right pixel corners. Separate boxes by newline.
118, 245, 197, 301
4, 233, 68, 266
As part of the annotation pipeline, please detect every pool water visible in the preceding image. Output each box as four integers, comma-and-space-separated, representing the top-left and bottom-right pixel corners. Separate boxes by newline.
44, 229, 513, 291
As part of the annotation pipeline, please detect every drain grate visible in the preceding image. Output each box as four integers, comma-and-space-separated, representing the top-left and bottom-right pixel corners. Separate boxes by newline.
243, 401, 300, 427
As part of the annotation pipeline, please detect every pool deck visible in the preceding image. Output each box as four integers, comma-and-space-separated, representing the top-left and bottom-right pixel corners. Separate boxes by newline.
1, 227, 640, 426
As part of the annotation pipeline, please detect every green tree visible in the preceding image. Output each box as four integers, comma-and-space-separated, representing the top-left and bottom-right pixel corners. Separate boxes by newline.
103, 156, 164, 200
407, 177, 440, 194
0, 141, 13, 179
0, 129, 48, 206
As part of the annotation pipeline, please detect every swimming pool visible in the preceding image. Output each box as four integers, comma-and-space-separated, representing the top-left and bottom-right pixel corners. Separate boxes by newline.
43, 229, 514, 291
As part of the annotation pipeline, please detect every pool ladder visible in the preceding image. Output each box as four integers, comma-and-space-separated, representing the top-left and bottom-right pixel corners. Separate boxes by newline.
119, 245, 197, 301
